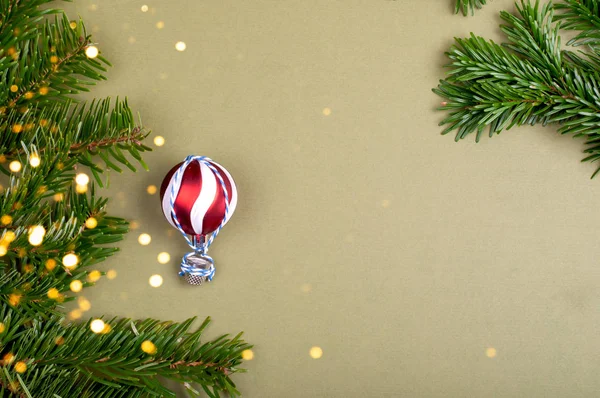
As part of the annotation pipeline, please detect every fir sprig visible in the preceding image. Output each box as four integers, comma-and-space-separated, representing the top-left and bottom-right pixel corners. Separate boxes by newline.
434, 0, 600, 178
455, 0, 488, 16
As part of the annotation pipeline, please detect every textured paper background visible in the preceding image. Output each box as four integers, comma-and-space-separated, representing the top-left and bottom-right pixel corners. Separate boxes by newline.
61, 0, 600, 396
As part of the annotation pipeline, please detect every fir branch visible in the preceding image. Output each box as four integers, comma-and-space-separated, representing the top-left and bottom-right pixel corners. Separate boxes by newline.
455, 0, 487, 16
555, 0, 600, 49
434, 0, 600, 178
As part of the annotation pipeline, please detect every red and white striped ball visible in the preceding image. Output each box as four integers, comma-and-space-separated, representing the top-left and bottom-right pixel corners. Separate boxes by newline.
160, 158, 237, 236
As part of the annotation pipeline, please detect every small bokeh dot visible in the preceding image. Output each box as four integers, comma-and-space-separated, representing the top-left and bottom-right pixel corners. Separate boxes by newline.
242, 349, 254, 360
322, 107, 332, 116
147, 185, 157, 195
149, 274, 163, 287
153, 136, 165, 146
309, 346, 323, 359
138, 233, 151, 245
486, 347, 497, 358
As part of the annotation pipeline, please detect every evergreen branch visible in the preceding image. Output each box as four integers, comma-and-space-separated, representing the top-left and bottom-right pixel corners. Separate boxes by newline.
555, 0, 600, 49
0, 306, 251, 397
455, 0, 487, 16
434, 0, 600, 178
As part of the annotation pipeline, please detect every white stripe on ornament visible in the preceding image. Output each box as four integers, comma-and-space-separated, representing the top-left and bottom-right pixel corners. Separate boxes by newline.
210, 160, 238, 226
190, 160, 218, 235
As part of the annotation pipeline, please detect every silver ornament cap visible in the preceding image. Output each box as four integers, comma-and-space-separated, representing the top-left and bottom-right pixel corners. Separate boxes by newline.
183, 253, 213, 285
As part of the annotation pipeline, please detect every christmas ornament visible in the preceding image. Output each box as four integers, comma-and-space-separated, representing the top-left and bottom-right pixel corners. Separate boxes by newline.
160, 156, 238, 285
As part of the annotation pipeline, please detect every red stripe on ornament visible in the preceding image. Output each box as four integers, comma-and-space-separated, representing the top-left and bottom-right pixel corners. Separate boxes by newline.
172, 161, 203, 235
202, 163, 230, 234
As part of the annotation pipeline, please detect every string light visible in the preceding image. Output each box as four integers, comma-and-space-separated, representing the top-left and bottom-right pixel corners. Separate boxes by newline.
63, 253, 78, 268
14, 361, 26, 373
85, 46, 99, 58
242, 349, 254, 360
149, 274, 163, 287
141, 340, 157, 354
157, 252, 170, 264
175, 41, 186, 51
138, 233, 151, 245
47, 288, 59, 299
29, 154, 41, 167
309, 346, 323, 359
85, 217, 98, 229
153, 136, 165, 146
9, 160, 21, 172
70, 280, 83, 292
28, 225, 46, 246
75, 173, 89, 185
87, 270, 101, 282
90, 319, 105, 333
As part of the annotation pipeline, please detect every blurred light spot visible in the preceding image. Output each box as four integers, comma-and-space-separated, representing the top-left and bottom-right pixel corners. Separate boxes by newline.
14, 361, 26, 373
322, 107, 332, 116
175, 41, 186, 51
50, 55, 58, 63
28, 225, 45, 246
0, 245, 7, 257
39, 86, 49, 95
106, 269, 117, 279
141, 340, 157, 354
85, 46, 99, 58
69, 21, 77, 29
87, 270, 101, 283
130, 220, 140, 230
45, 259, 57, 271
156, 21, 165, 29
29, 154, 40, 167
3, 353, 14, 364
8, 293, 20, 306
78, 297, 91, 311
63, 253, 78, 268
149, 274, 163, 287
128, 36, 136, 44
141, 4, 148, 12
69, 309, 82, 320
0, 323, 5, 334
138, 233, 151, 245
242, 349, 254, 360
12, 124, 22, 133
147, 185, 157, 195
309, 346, 323, 359
47, 288, 59, 299
55, 336, 65, 345
76, 184, 88, 194
9, 161, 21, 172
85, 217, 98, 229
301, 283, 312, 293
90, 319, 105, 333
10, 85, 18, 92
157, 252, 170, 264
1, 215, 12, 225
486, 347, 497, 358
53, 193, 64, 202
23, 92, 34, 99
101, 323, 112, 334
3, 231, 15, 243
70, 280, 83, 292
75, 173, 89, 185
153, 136, 165, 146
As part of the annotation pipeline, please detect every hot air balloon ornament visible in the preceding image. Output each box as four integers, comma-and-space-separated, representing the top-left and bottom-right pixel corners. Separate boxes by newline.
160, 155, 238, 285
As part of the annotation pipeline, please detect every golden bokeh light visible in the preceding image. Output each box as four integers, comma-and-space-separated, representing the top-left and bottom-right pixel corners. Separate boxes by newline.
75, 173, 90, 185
0, 245, 7, 257
147, 185, 157, 195
106, 269, 117, 279
300, 283, 312, 293
53, 192, 64, 202
101, 323, 112, 334
9, 160, 21, 172
138, 233, 151, 245
153, 136, 165, 146
149, 274, 163, 287
10, 85, 18, 92
39, 86, 49, 95
70, 280, 83, 292
141, 340, 157, 354
85, 217, 98, 229
322, 107, 332, 116
90, 319, 105, 334
87, 270, 101, 283
0, 323, 5, 333
78, 297, 91, 311
309, 346, 323, 359
76, 184, 88, 194
156, 21, 165, 29
69, 21, 77, 29
130, 220, 140, 230
3, 353, 14, 364
141, 4, 148, 12
3, 231, 15, 243
242, 349, 254, 360
47, 288, 59, 299
1, 215, 11, 225
85, 45, 99, 58
486, 347, 497, 358
28, 225, 46, 246
157, 252, 170, 264
14, 361, 26, 373
175, 41, 186, 51
29, 154, 41, 167
63, 253, 79, 268
45, 258, 57, 271
69, 309, 82, 320
12, 124, 22, 133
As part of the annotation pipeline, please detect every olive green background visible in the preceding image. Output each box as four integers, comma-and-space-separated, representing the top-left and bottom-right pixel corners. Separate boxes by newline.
61, 0, 600, 397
